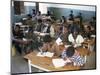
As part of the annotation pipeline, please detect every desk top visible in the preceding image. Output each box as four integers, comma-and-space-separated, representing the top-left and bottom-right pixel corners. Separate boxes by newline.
24, 51, 81, 72
24, 47, 90, 71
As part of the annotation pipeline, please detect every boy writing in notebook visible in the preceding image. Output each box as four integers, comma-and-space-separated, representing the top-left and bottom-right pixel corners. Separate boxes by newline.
61, 46, 86, 66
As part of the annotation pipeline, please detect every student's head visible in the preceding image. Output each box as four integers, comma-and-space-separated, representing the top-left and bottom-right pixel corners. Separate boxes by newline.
27, 14, 32, 19
43, 35, 52, 43
37, 19, 42, 24
63, 26, 69, 34
14, 25, 20, 32
55, 24, 61, 32
72, 28, 79, 36
46, 19, 51, 25
28, 28, 33, 35
47, 11, 50, 15
65, 46, 75, 57
79, 12, 82, 15
85, 25, 91, 32
32, 9, 35, 12
70, 10, 73, 14
62, 16, 65, 19
37, 11, 41, 15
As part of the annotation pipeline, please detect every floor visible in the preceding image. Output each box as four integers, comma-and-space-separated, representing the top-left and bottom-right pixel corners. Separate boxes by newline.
11, 50, 96, 74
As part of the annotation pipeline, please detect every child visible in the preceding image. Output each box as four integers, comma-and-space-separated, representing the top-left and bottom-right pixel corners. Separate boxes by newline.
61, 46, 86, 66
68, 28, 84, 48
38, 35, 52, 53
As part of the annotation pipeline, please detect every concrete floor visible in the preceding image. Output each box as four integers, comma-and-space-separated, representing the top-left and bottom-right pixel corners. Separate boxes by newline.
11, 50, 96, 74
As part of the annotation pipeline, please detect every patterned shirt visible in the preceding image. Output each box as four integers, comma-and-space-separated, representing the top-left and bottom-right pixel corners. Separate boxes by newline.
61, 50, 86, 66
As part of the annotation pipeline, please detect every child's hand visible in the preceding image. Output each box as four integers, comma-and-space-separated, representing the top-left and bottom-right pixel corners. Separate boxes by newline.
63, 57, 67, 61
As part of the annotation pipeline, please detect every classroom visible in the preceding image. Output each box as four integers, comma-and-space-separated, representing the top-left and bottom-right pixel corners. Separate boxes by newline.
11, 0, 96, 74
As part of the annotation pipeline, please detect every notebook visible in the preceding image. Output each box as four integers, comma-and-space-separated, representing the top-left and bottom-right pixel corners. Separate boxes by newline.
52, 58, 66, 68
56, 38, 63, 45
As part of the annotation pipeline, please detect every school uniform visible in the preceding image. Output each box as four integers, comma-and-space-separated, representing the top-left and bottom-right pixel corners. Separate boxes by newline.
68, 33, 84, 47
61, 49, 85, 66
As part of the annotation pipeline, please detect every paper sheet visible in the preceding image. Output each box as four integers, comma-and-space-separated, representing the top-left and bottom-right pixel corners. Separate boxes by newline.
65, 45, 71, 48
37, 52, 54, 58
39, 33, 45, 36
52, 58, 66, 68
65, 58, 72, 63
23, 38, 27, 41
45, 52, 54, 57
37, 52, 45, 57
56, 38, 63, 45
91, 35, 96, 38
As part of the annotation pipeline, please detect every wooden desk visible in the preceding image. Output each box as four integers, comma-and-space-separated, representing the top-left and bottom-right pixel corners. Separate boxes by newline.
24, 51, 80, 73
82, 39, 95, 51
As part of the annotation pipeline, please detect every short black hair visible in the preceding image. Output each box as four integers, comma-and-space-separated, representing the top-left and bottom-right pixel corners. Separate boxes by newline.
43, 35, 52, 43
70, 10, 73, 13
15, 25, 20, 28
38, 19, 42, 23
14, 25, 20, 29
46, 19, 51, 22
27, 14, 32, 18
66, 46, 75, 57
87, 25, 91, 30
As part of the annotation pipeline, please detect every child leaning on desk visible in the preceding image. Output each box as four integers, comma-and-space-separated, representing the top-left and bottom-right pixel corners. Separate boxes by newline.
61, 46, 86, 66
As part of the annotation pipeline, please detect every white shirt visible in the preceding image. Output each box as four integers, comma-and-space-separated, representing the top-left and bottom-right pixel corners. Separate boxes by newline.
68, 34, 84, 47
50, 25, 55, 38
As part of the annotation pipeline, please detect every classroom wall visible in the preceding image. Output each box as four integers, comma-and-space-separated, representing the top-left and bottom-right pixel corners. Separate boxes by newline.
11, 4, 95, 23
48, 7, 95, 21
11, 6, 35, 23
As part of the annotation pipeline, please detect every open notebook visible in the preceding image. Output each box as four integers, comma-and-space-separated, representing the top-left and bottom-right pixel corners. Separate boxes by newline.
52, 58, 72, 68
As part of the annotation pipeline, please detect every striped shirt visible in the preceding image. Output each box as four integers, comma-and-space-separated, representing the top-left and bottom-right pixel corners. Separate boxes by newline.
61, 50, 86, 66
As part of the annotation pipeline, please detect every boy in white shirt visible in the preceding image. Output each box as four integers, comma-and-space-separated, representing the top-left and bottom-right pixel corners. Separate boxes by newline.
68, 28, 84, 48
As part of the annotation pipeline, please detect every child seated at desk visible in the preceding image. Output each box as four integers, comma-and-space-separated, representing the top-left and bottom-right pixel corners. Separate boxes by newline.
12, 25, 24, 54
38, 35, 52, 53
68, 28, 84, 48
61, 46, 86, 66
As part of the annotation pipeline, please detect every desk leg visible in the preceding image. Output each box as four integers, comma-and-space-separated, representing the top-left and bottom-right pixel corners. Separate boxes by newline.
84, 56, 87, 63
28, 60, 32, 73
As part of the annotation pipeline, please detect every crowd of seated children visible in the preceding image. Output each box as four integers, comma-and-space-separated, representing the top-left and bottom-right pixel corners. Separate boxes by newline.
35, 19, 51, 33
61, 46, 86, 66
12, 9, 96, 56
